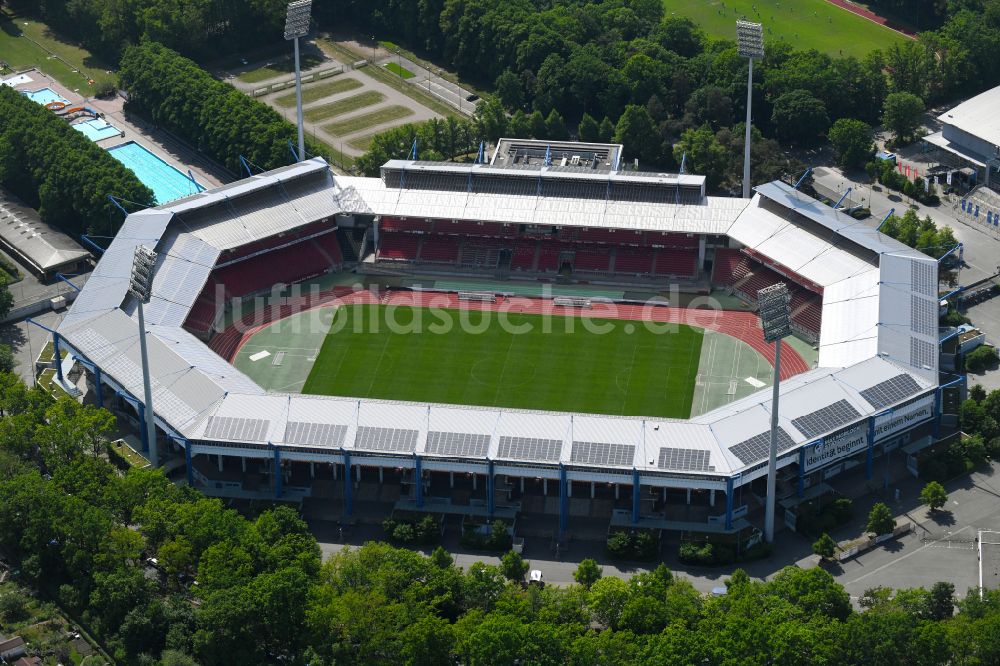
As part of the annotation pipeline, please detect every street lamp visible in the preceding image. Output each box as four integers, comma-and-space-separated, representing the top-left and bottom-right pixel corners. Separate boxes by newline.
758, 282, 790, 543
284, 0, 312, 163
737, 19, 764, 199
129, 245, 159, 468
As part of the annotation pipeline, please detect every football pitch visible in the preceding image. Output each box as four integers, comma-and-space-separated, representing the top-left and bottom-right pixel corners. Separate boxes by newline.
662, 0, 909, 59
300, 305, 703, 418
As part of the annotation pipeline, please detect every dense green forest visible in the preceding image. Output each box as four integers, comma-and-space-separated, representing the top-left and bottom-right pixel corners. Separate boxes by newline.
0, 86, 153, 235
1, 369, 1000, 665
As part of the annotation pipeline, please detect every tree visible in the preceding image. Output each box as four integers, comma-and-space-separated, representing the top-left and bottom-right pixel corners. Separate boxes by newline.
544, 109, 567, 140
529, 110, 547, 139
828, 118, 874, 169
587, 576, 630, 629
614, 105, 661, 166
0, 589, 28, 622
882, 92, 925, 143
598, 116, 615, 143
578, 113, 600, 142
494, 69, 523, 110
0, 283, 11, 322
770, 89, 830, 145
929, 581, 955, 620
812, 533, 838, 560
674, 125, 728, 189
867, 502, 896, 535
499, 550, 529, 582
0, 343, 14, 375
920, 481, 948, 511
970, 384, 987, 403
573, 558, 603, 588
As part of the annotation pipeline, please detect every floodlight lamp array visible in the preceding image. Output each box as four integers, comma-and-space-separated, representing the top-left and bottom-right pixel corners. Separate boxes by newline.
284, 0, 312, 40
736, 19, 764, 59
129, 245, 157, 304
758, 283, 791, 342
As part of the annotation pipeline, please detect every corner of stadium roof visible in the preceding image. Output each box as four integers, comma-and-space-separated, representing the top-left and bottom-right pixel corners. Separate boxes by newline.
55, 154, 943, 497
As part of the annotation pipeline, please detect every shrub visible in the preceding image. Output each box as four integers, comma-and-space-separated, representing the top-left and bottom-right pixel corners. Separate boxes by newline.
0, 590, 28, 622
867, 502, 896, 536
678, 541, 736, 565
812, 533, 837, 560
966, 346, 999, 373
605, 530, 658, 561
94, 81, 118, 98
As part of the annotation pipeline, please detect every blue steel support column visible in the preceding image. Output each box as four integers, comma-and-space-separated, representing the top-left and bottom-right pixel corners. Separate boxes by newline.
631, 468, 641, 524
343, 450, 353, 517
52, 333, 64, 382
797, 449, 806, 498
414, 455, 424, 508
184, 442, 193, 486
559, 466, 568, 537
866, 417, 875, 480
137, 403, 149, 451
93, 366, 104, 408
725, 476, 735, 531
273, 446, 283, 499
486, 459, 495, 519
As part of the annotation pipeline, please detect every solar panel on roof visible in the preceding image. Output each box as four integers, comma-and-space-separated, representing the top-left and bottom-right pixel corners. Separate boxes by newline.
791, 399, 862, 439
425, 431, 490, 457
728, 428, 797, 465
859, 374, 922, 410
571, 441, 635, 466
284, 421, 347, 448
657, 448, 714, 472
496, 436, 562, 462
204, 415, 270, 442
355, 426, 418, 452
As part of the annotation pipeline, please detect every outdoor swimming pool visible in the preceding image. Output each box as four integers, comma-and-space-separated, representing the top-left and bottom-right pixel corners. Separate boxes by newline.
73, 119, 122, 142
22, 87, 69, 106
107, 142, 205, 204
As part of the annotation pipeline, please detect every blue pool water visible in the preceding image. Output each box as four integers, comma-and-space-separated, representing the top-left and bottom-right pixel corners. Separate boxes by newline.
22, 87, 69, 106
107, 142, 205, 204
73, 119, 121, 142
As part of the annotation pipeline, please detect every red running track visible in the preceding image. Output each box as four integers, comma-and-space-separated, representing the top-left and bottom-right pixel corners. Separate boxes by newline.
825, 0, 917, 38
218, 289, 810, 381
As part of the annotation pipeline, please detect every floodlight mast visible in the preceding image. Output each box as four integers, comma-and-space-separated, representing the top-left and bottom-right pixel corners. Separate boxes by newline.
130, 245, 159, 467
285, 0, 313, 163
757, 282, 791, 543
737, 20, 764, 199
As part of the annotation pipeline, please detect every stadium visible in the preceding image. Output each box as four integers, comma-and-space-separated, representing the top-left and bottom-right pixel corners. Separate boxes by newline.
54, 142, 954, 543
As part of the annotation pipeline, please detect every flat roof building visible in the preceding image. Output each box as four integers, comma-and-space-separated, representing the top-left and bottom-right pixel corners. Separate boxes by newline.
491, 138, 623, 170
0, 188, 91, 279
925, 84, 1000, 189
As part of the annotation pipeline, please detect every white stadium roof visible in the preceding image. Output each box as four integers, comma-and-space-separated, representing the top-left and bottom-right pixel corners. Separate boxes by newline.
57, 158, 940, 482
935, 84, 1000, 153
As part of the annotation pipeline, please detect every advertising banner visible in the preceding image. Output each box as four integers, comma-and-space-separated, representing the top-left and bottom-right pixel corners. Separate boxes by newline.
802, 423, 868, 473
873, 394, 935, 442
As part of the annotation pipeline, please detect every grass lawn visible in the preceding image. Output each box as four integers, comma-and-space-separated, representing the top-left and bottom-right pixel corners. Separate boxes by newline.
661, 0, 909, 58
109, 438, 151, 469
0, 8, 116, 89
384, 61, 415, 79
303, 305, 703, 418
274, 76, 363, 107
347, 133, 377, 151
303, 90, 385, 122
323, 104, 414, 136
237, 52, 325, 83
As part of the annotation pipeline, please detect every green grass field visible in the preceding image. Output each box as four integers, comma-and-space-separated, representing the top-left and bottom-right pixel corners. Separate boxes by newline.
0, 9, 116, 89
347, 133, 377, 151
274, 77, 363, 107
323, 104, 413, 136
662, 0, 909, 58
303, 90, 385, 122
237, 52, 325, 83
384, 61, 416, 79
301, 305, 703, 418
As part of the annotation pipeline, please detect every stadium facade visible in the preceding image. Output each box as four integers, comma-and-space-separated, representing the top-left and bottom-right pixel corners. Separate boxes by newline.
54, 154, 954, 536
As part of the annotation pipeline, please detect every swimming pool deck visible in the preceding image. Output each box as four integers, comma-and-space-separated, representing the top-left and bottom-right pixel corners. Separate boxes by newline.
9, 68, 227, 191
